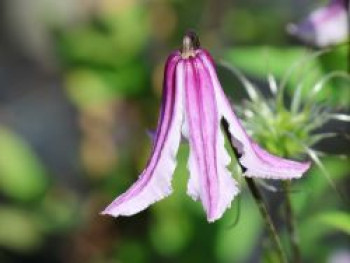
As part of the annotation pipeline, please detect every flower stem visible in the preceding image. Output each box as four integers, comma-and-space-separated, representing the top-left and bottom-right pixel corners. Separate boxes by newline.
222, 121, 288, 262
283, 180, 301, 263
245, 177, 288, 263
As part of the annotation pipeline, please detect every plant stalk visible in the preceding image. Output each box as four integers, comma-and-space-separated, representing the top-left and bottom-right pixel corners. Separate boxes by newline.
245, 177, 288, 263
283, 180, 301, 263
222, 121, 288, 263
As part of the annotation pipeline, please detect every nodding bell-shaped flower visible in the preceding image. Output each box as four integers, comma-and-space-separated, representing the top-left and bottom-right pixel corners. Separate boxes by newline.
102, 32, 310, 222
287, 0, 349, 47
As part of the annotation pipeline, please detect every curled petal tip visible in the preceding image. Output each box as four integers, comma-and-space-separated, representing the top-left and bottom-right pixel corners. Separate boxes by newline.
301, 161, 312, 174
100, 205, 117, 217
100, 210, 110, 216
206, 188, 240, 223
100, 209, 118, 218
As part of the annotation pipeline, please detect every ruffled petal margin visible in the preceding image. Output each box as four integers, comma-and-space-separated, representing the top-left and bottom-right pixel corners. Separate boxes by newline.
101, 52, 184, 217
199, 51, 311, 180
183, 57, 239, 222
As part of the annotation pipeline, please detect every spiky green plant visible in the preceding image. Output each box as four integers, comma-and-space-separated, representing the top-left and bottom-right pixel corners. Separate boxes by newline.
221, 57, 350, 191
221, 55, 349, 262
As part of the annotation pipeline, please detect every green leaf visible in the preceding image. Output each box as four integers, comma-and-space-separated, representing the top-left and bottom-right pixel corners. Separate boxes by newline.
0, 207, 42, 251
56, 5, 149, 68
0, 128, 48, 202
65, 69, 115, 109
149, 145, 194, 256
215, 196, 262, 263
224, 47, 327, 99
149, 212, 193, 256
37, 189, 79, 233
293, 157, 350, 215
224, 47, 316, 81
299, 210, 350, 259
317, 211, 350, 235
118, 239, 149, 263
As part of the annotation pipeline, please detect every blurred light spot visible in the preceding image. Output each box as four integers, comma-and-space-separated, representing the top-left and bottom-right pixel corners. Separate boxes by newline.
79, 104, 118, 178
98, 0, 138, 15
149, 1, 177, 41
0, 128, 48, 202
65, 70, 115, 109
329, 250, 350, 263
0, 207, 42, 251
152, 61, 165, 98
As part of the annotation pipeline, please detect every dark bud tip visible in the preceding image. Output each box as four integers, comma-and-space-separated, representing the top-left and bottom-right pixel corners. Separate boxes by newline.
181, 30, 200, 58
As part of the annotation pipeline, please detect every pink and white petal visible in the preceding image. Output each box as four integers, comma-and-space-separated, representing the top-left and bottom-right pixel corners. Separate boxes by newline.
199, 51, 311, 180
101, 53, 184, 217
184, 58, 239, 222
242, 142, 311, 179
186, 149, 201, 201
212, 119, 240, 220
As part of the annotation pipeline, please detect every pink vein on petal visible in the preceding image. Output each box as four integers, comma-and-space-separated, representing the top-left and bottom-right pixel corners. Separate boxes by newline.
101, 52, 184, 217
198, 50, 310, 180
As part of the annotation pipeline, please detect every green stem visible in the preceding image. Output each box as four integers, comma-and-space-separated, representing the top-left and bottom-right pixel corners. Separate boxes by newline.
222, 121, 288, 262
283, 181, 302, 263
245, 177, 288, 263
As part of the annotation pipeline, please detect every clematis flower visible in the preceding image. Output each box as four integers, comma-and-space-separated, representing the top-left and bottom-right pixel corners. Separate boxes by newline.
101, 32, 310, 222
287, 0, 349, 47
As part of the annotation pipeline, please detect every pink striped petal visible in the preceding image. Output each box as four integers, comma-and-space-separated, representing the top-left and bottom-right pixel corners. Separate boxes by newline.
101, 52, 184, 217
199, 51, 311, 180
182, 57, 239, 222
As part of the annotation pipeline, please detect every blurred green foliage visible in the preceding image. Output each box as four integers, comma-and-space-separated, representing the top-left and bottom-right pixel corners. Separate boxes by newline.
223, 50, 350, 262
0, 207, 42, 251
225, 45, 350, 106
56, 3, 150, 108
1, 0, 349, 262
317, 211, 350, 235
0, 128, 47, 202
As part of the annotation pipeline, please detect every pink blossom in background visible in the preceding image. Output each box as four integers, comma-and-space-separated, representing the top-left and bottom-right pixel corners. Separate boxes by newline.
287, 0, 349, 47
